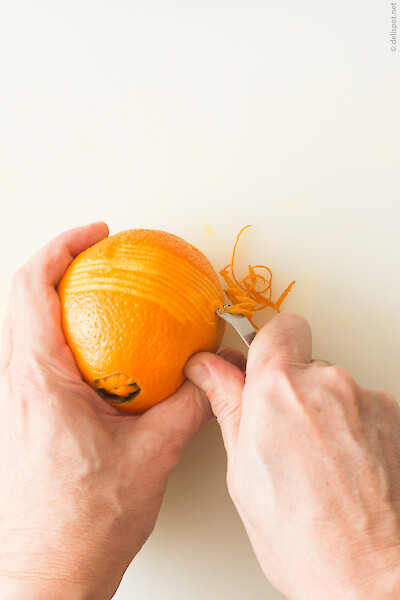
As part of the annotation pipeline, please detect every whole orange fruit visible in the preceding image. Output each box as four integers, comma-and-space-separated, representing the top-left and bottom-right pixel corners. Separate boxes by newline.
58, 229, 225, 413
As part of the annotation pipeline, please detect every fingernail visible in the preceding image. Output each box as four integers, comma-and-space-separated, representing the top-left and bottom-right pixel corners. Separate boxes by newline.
183, 362, 211, 391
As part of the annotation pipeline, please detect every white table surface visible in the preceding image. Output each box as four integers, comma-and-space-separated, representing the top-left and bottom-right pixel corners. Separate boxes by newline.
0, 2, 399, 598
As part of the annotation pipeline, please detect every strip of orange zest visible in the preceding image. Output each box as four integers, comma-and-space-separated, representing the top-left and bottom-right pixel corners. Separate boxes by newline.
219, 226, 296, 330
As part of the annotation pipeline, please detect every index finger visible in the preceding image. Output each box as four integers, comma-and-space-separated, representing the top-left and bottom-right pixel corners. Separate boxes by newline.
247, 312, 312, 374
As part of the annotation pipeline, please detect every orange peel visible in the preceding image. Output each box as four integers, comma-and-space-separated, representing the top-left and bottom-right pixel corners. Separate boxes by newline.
219, 225, 296, 329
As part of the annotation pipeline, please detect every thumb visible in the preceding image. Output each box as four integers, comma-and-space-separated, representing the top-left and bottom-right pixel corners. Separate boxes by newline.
183, 349, 246, 455
11, 221, 109, 356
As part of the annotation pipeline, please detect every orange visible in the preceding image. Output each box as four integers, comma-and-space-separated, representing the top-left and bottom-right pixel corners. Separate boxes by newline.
58, 229, 225, 413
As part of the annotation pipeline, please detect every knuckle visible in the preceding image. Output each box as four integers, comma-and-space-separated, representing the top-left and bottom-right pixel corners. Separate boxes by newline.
269, 355, 295, 377
325, 364, 356, 388
266, 358, 296, 389
377, 389, 397, 407
11, 267, 29, 293
205, 381, 222, 402
246, 359, 294, 399
207, 384, 238, 418
38, 242, 69, 278
322, 366, 362, 407
49, 241, 69, 264
244, 372, 268, 398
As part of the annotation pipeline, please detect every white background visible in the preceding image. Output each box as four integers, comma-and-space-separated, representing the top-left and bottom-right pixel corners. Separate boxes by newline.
0, 1, 399, 599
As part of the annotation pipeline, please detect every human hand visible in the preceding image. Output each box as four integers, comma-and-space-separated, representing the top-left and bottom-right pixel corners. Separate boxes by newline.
185, 312, 400, 600
0, 223, 211, 600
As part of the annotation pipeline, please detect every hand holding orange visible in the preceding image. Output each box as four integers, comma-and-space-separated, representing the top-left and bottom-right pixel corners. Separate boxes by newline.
58, 229, 225, 413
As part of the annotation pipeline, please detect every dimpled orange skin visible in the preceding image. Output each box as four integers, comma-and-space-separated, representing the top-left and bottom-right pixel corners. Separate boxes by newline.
57, 229, 226, 413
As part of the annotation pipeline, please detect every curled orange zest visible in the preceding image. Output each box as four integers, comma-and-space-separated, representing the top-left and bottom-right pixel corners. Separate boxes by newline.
219, 225, 296, 329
